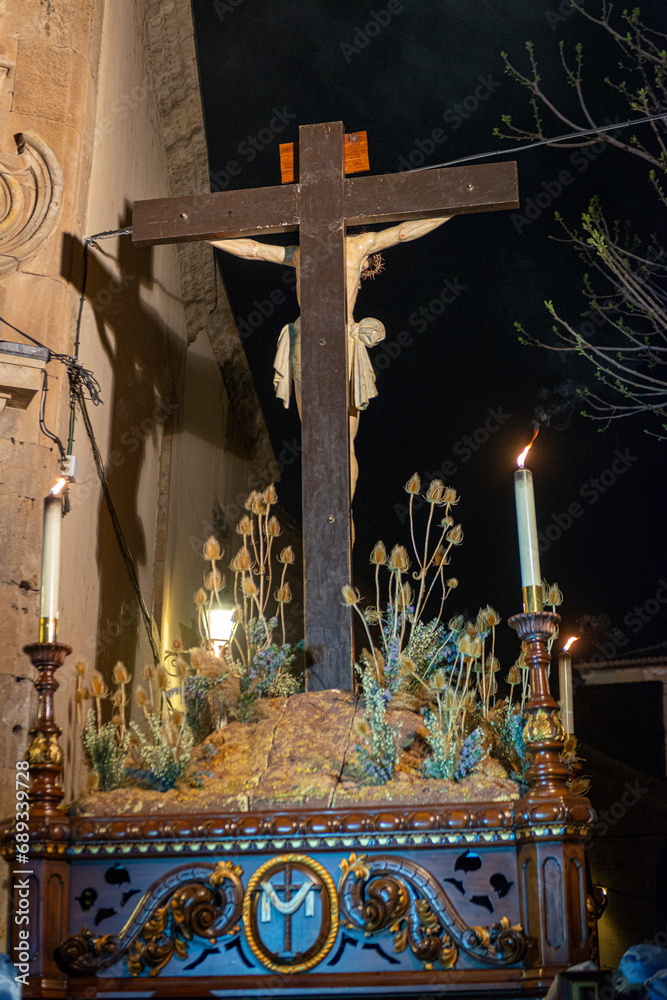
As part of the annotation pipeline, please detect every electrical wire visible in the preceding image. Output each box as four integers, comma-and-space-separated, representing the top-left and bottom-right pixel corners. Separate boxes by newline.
410, 111, 667, 172
38, 369, 65, 461
68, 227, 132, 453
1, 223, 160, 665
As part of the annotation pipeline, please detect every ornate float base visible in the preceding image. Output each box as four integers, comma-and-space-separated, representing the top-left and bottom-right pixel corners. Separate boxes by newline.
3, 795, 596, 999
3, 617, 601, 996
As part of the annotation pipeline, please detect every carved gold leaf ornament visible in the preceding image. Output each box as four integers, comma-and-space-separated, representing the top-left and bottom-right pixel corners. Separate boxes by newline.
391, 917, 408, 953
27, 732, 62, 766
339, 851, 370, 880
211, 859, 243, 884
522, 708, 563, 743
440, 933, 459, 970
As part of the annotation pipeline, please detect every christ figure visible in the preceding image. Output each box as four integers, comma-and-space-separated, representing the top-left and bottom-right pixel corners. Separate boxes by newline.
210, 217, 450, 497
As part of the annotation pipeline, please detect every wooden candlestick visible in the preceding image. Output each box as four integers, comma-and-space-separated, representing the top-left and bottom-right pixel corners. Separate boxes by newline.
23, 641, 71, 817
508, 611, 569, 796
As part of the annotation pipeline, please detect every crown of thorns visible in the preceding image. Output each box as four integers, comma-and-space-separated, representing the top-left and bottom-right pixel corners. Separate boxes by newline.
361, 252, 385, 279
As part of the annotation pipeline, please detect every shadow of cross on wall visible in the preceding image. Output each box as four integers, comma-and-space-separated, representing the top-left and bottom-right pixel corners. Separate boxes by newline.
132, 120, 519, 692
61, 215, 182, 677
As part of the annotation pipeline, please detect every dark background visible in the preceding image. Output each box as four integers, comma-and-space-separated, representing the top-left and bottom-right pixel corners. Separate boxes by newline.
191, 0, 666, 771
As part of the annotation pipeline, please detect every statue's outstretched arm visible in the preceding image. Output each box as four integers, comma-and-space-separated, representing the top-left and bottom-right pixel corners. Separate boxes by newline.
209, 237, 297, 266
360, 216, 451, 254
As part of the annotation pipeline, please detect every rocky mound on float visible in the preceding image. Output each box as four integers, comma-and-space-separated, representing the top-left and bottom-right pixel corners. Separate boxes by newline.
73, 690, 520, 816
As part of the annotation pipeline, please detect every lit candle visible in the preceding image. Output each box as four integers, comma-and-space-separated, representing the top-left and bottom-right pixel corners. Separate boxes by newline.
558, 636, 578, 735
40, 478, 66, 642
514, 428, 542, 612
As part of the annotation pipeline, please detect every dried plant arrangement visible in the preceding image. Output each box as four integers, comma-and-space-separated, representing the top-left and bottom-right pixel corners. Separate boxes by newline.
77, 486, 304, 795
223, 485, 304, 721
343, 475, 575, 791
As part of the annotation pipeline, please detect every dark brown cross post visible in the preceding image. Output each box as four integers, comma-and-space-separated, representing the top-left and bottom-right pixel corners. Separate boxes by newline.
132, 121, 519, 691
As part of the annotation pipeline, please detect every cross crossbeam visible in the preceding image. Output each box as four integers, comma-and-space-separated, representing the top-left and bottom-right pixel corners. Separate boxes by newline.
132, 122, 518, 690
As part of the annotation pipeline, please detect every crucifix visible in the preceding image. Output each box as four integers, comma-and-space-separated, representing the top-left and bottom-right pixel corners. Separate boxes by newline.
259, 862, 317, 956
132, 121, 518, 692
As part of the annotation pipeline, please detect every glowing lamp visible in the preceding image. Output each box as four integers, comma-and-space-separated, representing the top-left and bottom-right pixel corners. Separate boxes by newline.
208, 604, 236, 657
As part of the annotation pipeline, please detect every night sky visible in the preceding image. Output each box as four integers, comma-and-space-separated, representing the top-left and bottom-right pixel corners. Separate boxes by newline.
191, 0, 665, 671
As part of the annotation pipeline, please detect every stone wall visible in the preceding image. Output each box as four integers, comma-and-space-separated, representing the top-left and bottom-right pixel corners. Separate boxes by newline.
0, 0, 273, 943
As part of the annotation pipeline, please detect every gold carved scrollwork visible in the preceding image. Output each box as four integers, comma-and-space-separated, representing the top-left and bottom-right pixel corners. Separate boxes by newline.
340, 853, 449, 969
338, 853, 529, 970
0, 132, 63, 274
54, 862, 244, 978
128, 868, 244, 976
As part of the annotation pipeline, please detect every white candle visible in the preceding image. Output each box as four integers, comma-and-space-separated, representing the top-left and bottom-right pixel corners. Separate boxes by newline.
559, 637, 578, 735
40, 481, 65, 641
514, 466, 541, 588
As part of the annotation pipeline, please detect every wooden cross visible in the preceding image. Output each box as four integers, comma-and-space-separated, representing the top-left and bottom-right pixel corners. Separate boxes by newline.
132, 121, 518, 692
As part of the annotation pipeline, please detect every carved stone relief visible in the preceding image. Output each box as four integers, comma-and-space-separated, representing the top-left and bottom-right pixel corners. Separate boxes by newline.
0, 131, 64, 275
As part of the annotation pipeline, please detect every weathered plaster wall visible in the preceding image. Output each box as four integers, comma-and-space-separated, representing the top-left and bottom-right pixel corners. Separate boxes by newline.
0, 0, 274, 944
0, 2, 104, 944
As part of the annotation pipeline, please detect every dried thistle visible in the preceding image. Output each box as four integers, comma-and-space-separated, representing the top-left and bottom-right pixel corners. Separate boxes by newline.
341, 585, 361, 606
388, 544, 410, 572
202, 536, 222, 561
112, 661, 130, 685
275, 583, 293, 603
370, 541, 387, 565
263, 484, 278, 505
425, 479, 445, 504
446, 524, 464, 545
236, 515, 252, 536
205, 569, 224, 592
265, 516, 281, 537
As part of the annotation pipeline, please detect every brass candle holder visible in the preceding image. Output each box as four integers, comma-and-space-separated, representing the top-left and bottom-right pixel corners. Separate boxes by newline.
23, 641, 72, 818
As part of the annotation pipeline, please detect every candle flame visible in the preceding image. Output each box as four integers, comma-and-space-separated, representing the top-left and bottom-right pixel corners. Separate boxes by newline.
517, 427, 539, 468
563, 636, 579, 652
50, 477, 67, 496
